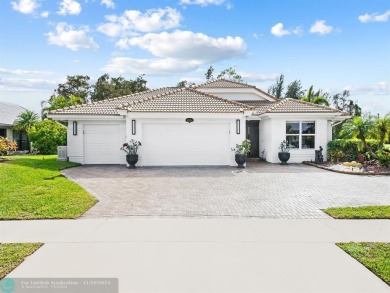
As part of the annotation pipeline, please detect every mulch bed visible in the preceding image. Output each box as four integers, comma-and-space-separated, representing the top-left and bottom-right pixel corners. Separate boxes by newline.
304, 161, 390, 176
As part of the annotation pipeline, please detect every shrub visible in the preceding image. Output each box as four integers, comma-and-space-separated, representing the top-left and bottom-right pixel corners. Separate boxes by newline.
0, 137, 18, 155
327, 139, 379, 161
377, 150, 390, 167
27, 120, 67, 154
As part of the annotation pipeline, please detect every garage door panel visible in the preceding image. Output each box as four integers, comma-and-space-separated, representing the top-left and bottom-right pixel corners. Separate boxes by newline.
143, 123, 230, 166
84, 124, 123, 164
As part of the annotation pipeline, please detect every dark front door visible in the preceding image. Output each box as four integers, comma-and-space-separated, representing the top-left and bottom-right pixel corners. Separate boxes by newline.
246, 121, 259, 158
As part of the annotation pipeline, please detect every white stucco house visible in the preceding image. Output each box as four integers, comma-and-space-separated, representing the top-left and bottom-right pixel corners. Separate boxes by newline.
49, 79, 349, 166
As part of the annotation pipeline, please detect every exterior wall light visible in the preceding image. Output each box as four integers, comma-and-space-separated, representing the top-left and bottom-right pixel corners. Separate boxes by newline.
73, 121, 77, 136
236, 119, 240, 134
132, 120, 136, 135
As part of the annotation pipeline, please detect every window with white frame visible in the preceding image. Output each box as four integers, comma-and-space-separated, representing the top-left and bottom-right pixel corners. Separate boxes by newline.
286, 121, 315, 149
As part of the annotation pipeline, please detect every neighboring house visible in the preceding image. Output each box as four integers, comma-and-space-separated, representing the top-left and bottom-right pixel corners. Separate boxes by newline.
0, 101, 29, 151
49, 79, 349, 165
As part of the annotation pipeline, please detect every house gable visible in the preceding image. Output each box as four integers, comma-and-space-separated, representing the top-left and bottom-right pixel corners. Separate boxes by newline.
196, 79, 278, 102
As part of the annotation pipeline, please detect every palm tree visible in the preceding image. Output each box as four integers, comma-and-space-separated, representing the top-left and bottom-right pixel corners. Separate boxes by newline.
375, 113, 390, 149
13, 110, 39, 151
13, 110, 39, 132
340, 115, 375, 155
41, 95, 83, 119
301, 85, 330, 106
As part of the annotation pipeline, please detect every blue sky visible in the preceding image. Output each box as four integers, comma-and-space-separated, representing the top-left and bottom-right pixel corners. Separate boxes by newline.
0, 0, 389, 115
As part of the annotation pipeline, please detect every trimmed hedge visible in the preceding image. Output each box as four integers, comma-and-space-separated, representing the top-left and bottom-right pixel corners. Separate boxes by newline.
327, 139, 379, 161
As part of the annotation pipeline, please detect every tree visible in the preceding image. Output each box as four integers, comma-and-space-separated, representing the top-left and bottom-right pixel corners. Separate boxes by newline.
90, 74, 148, 102
332, 90, 361, 116
268, 74, 284, 99
216, 67, 243, 82
205, 65, 215, 81
41, 95, 83, 119
300, 85, 330, 106
285, 80, 304, 99
28, 120, 67, 154
13, 110, 39, 132
55, 75, 90, 103
339, 114, 376, 155
374, 112, 390, 149
177, 80, 195, 88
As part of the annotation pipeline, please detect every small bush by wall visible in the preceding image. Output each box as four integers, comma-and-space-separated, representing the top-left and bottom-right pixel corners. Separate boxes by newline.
327, 139, 379, 161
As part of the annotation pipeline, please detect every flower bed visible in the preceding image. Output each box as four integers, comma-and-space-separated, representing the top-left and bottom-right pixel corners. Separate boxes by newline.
304, 161, 390, 175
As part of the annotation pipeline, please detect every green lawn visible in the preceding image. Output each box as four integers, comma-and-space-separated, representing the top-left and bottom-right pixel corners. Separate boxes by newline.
0, 155, 97, 219
337, 242, 390, 286
324, 206, 390, 219
0, 243, 42, 280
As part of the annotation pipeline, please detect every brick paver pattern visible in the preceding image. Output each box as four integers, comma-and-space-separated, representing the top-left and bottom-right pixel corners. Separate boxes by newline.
62, 161, 390, 219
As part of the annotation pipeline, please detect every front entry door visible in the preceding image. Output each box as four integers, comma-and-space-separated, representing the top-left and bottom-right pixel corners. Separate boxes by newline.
246, 121, 259, 158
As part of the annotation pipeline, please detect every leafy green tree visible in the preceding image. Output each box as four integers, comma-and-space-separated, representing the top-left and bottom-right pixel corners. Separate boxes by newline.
205, 65, 215, 81
285, 80, 304, 99
55, 75, 90, 102
177, 80, 195, 88
28, 120, 67, 154
340, 114, 376, 154
90, 74, 148, 102
268, 74, 284, 99
216, 67, 243, 82
41, 95, 83, 119
374, 112, 390, 149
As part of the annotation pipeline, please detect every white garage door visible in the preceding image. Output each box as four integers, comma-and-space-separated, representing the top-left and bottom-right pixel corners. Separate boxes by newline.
84, 124, 123, 164
142, 123, 230, 166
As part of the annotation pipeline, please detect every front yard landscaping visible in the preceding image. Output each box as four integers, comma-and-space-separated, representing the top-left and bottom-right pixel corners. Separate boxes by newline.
324, 206, 390, 219
0, 155, 96, 219
0, 243, 42, 280
337, 242, 390, 286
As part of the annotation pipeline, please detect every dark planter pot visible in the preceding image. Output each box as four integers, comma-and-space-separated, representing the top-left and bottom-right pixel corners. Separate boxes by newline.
126, 154, 139, 168
235, 154, 247, 168
278, 152, 290, 165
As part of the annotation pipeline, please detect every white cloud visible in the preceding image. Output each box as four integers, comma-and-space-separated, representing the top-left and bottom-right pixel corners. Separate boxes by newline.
270, 23, 302, 37
97, 7, 182, 37
102, 57, 201, 75
179, 0, 225, 6
310, 20, 333, 35
57, 0, 81, 15
0, 68, 53, 76
116, 30, 246, 62
41, 11, 49, 18
11, 0, 38, 14
358, 10, 390, 23
345, 81, 390, 96
0, 77, 58, 90
46, 23, 99, 51
105, 31, 246, 75
101, 0, 115, 9
239, 72, 280, 82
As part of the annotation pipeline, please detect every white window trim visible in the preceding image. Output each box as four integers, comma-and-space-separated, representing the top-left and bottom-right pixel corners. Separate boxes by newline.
286, 121, 316, 150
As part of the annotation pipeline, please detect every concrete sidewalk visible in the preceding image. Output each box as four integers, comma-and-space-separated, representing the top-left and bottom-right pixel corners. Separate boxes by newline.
1, 219, 390, 292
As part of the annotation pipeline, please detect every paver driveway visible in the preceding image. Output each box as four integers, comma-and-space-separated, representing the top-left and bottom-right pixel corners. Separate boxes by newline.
62, 161, 390, 219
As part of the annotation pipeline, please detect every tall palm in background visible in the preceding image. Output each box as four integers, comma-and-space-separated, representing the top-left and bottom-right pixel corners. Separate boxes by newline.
375, 113, 390, 149
301, 85, 330, 106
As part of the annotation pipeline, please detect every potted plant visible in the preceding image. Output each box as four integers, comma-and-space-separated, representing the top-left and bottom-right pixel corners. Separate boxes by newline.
232, 139, 251, 168
120, 139, 142, 168
278, 140, 290, 165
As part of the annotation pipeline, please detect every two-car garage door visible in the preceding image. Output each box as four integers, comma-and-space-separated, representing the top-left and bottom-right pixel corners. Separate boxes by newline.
82, 123, 231, 165
142, 123, 231, 166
